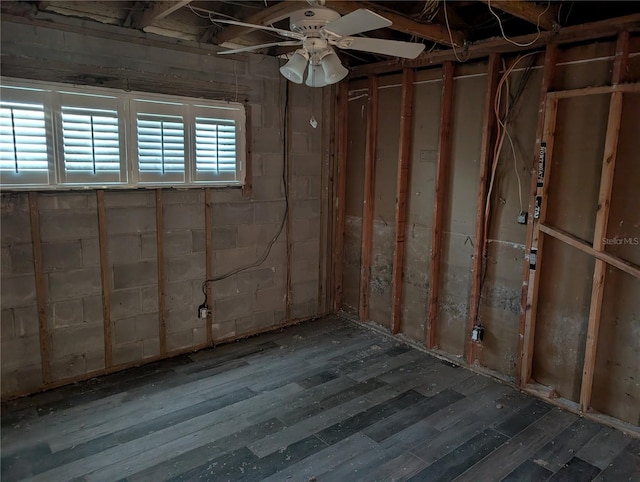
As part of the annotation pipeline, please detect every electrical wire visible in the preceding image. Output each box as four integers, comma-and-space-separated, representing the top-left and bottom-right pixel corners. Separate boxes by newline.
443, 0, 468, 63
200, 78, 289, 309
487, 0, 551, 47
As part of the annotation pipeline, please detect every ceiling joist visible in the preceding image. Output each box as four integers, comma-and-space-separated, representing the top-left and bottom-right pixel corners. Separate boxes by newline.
482, 0, 558, 31
327, 1, 466, 48
133, 0, 192, 30
215, 2, 303, 43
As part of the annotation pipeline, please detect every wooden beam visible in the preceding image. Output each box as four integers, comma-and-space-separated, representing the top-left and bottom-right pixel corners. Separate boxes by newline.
390, 68, 415, 335
466, 53, 501, 365
243, 104, 253, 198
334, 80, 349, 311
359, 75, 379, 322
28, 192, 51, 385
349, 13, 640, 77
516, 44, 558, 387
426, 62, 455, 349
482, 0, 557, 31
580, 31, 631, 413
133, 0, 192, 30
205, 188, 213, 345
285, 82, 293, 323
96, 190, 112, 368
539, 224, 640, 280
327, 1, 465, 47
547, 82, 640, 99
156, 190, 167, 355
216, 1, 303, 43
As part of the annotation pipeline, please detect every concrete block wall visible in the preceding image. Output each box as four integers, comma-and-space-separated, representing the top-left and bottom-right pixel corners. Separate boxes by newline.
0, 16, 329, 398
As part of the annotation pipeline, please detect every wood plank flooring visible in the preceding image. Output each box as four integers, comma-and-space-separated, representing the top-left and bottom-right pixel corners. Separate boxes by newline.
1, 316, 638, 481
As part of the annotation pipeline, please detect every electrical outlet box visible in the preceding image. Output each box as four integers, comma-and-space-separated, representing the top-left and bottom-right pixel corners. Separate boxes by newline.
517, 212, 528, 225
198, 304, 209, 319
471, 325, 484, 342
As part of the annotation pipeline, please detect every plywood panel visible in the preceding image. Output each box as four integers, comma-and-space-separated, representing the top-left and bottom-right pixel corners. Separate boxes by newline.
544, 95, 610, 244
401, 77, 441, 342
342, 94, 368, 315
369, 83, 402, 329
591, 267, 640, 426
533, 237, 595, 402
436, 74, 486, 354
605, 94, 640, 266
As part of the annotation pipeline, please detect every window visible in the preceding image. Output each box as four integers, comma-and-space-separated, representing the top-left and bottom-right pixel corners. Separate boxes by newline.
0, 78, 246, 189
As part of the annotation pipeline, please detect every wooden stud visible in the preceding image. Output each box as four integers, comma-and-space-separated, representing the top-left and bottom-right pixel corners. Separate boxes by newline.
359, 75, 379, 322
580, 31, 630, 412
96, 190, 112, 368
323, 84, 338, 314
466, 53, 501, 364
333, 80, 349, 311
390, 68, 415, 334
242, 104, 253, 198
205, 188, 213, 345
285, 82, 293, 323
28, 192, 51, 385
519, 96, 559, 387
539, 224, 640, 280
516, 44, 557, 387
546, 82, 640, 99
156, 189, 167, 355
481, 0, 557, 31
132, 0, 192, 29
426, 62, 455, 349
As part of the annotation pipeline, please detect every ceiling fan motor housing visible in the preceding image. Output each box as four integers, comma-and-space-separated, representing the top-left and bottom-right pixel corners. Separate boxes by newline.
289, 8, 341, 36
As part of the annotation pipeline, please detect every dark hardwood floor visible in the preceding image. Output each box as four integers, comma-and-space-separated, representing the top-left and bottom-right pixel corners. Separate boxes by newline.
2, 316, 639, 481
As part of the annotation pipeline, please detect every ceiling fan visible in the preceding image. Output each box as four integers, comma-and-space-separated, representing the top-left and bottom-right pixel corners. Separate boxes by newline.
216, 7, 426, 87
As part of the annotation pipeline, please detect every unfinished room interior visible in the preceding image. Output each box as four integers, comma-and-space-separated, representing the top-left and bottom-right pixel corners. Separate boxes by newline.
1, 0, 639, 480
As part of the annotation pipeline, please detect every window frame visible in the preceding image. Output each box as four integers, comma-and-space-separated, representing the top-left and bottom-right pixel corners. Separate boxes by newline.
0, 77, 246, 190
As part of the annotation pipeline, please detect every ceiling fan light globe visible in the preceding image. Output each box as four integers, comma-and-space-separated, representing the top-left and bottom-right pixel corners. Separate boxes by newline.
320, 52, 349, 84
306, 64, 329, 88
280, 52, 308, 84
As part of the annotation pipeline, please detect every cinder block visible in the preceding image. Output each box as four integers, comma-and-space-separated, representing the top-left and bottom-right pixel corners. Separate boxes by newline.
48, 268, 102, 301
292, 239, 320, 265
163, 230, 193, 257
13, 305, 39, 336
290, 176, 311, 200
141, 286, 159, 313
237, 268, 275, 293
236, 224, 281, 248
112, 341, 143, 365
292, 301, 317, 320
1, 212, 32, 245
51, 353, 88, 381
255, 285, 285, 312
1, 246, 11, 273
259, 153, 284, 177
210, 276, 239, 300
49, 299, 84, 328
140, 233, 157, 260
163, 190, 205, 205
165, 281, 193, 309
210, 189, 244, 203
253, 201, 286, 224
82, 295, 104, 325
164, 204, 205, 231
9, 243, 34, 274
212, 320, 236, 341
112, 260, 157, 290
51, 323, 104, 359
111, 288, 142, 321
291, 199, 320, 220
292, 280, 318, 305
291, 218, 320, 243
1, 335, 41, 371
213, 246, 255, 276
214, 293, 255, 323
1, 274, 36, 307
38, 193, 89, 210
212, 226, 237, 250
292, 154, 322, 177
104, 190, 154, 208
263, 242, 287, 267
106, 207, 156, 235
252, 176, 284, 201
114, 318, 136, 345
135, 312, 160, 340
290, 132, 309, 154
291, 258, 319, 285
42, 240, 82, 272
108, 235, 142, 264
212, 203, 253, 226
40, 211, 99, 240
1, 309, 15, 339
191, 229, 206, 253
166, 329, 195, 352
236, 310, 274, 335
253, 127, 284, 154
81, 238, 100, 267
167, 252, 206, 282
143, 338, 160, 358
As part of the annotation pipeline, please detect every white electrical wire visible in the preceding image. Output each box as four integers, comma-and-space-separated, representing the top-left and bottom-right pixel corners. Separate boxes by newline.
443, 0, 468, 63
487, 0, 552, 48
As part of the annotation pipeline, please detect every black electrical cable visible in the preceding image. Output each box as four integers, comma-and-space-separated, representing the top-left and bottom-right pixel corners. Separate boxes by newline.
199, 79, 289, 313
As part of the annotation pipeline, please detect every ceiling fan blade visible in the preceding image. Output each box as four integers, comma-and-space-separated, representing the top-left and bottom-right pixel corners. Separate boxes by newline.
337, 37, 425, 59
211, 18, 305, 40
218, 41, 302, 55
322, 9, 392, 37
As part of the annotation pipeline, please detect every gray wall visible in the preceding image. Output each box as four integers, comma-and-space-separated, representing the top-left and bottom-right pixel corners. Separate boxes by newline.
1, 15, 328, 397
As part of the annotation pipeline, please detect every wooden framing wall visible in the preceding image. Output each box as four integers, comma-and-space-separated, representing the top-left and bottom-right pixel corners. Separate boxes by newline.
336, 25, 640, 436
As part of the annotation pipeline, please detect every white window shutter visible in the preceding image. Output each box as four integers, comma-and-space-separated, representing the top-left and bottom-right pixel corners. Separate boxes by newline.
136, 113, 185, 183
195, 117, 238, 182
